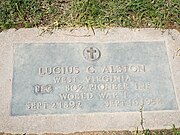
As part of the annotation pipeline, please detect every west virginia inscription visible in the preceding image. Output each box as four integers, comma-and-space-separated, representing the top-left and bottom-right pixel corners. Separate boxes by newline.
11, 42, 178, 115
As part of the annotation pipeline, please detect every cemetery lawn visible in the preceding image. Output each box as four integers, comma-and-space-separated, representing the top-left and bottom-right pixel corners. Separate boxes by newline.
0, 0, 180, 32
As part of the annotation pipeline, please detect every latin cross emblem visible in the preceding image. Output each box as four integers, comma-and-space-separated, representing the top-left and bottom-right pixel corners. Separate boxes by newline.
83, 47, 101, 61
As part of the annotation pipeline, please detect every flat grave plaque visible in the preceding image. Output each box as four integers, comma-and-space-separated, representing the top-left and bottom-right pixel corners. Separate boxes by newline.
12, 42, 178, 116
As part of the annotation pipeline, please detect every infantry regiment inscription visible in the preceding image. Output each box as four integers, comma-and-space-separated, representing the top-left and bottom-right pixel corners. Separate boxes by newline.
12, 42, 178, 116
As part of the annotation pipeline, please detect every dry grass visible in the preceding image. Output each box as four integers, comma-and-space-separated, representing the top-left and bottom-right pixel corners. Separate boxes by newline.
0, 0, 179, 32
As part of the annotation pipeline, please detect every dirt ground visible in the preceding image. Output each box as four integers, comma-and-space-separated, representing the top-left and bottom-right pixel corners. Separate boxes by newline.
0, 131, 132, 135
1, 128, 180, 135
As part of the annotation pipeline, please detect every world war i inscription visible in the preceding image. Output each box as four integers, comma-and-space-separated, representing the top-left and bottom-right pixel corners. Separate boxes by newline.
11, 42, 178, 116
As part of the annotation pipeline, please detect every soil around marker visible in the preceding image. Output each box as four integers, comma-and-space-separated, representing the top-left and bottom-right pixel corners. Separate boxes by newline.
1, 129, 180, 135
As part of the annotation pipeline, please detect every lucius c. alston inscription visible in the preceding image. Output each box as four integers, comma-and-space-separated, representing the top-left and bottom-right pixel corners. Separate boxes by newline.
11, 42, 178, 116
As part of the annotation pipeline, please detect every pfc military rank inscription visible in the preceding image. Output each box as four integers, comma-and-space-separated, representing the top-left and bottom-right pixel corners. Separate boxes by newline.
12, 42, 178, 116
